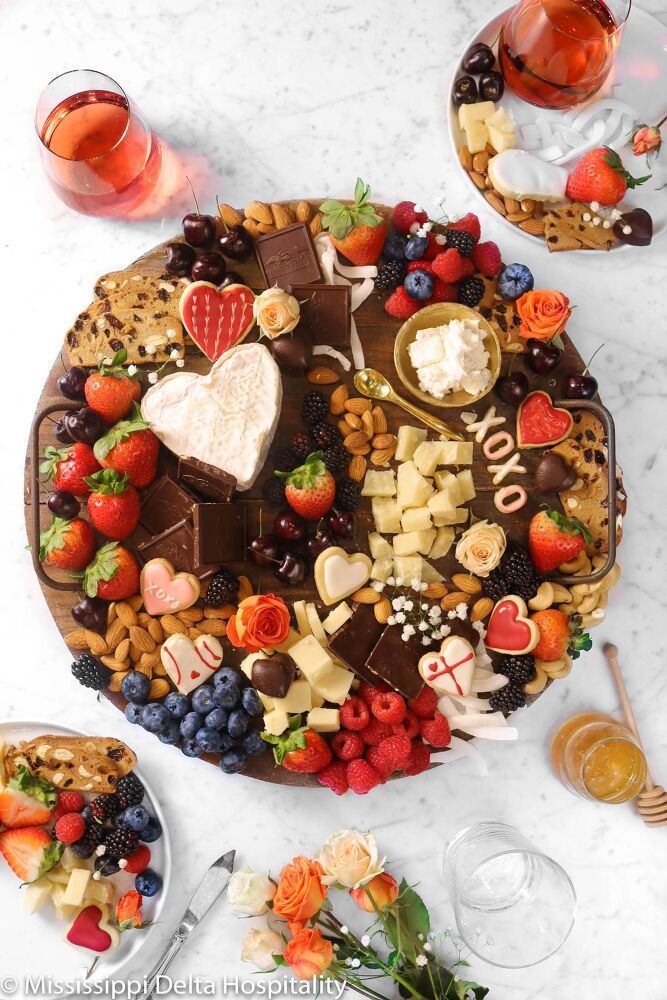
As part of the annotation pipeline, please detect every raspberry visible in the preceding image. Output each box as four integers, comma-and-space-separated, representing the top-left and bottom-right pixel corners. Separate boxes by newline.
423, 232, 444, 261
359, 717, 393, 746
377, 734, 412, 769
446, 213, 481, 242
459, 258, 475, 278
346, 759, 382, 795
392, 709, 420, 740
420, 712, 452, 748
472, 240, 502, 277
408, 686, 439, 720
124, 844, 151, 874
431, 248, 466, 284
331, 730, 365, 761
371, 691, 406, 726
55, 813, 86, 845
364, 745, 394, 780
384, 285, 419, 319
317, 761, 349, 796
58, 791, 85, 813
339, 696, 371, 731
358, 681, 390, 704
392, 200, 428, 234
404, 740, 431, 776
427, 278, 458, 304
406, 259, 434, 274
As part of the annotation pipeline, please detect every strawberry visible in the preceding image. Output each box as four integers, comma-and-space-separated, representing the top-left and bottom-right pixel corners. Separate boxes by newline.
40, 443, 101, 498
39, 517, 95, 570
0, 827, 62, 882
85, 349, 142, 424
447, 213, 481, 242
94, 407, 159, 489
54, 812, 86, 845
420, 712, 451, 748
0, 767, 56, 829
339, 696, 370, 731
432, 248, 467, 284
316, 760, 349, 796
278, 452, 335, 520
331, 730, 365, 761
566, 147, 650, 206
404, 740, 431, 776
263, 719, 332, 773
528, 509, 591, 574
85, 469, 140, 541
346, 759, 382, 794
321, 179, 387, 265
531, 609, 592, 662
384, 285, 419, 319
81, 542, 140, 600
392, 200, 428, 234
472, 240, 501, 277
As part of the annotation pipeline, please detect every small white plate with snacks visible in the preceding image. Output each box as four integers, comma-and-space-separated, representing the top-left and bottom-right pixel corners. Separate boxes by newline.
0, 720, 171, 980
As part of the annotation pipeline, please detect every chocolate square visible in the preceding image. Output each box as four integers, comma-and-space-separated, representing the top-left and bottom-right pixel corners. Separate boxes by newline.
255, 222, 322, 289
288, 283, 350, 347
178, 456, 237, 502
140, 474, 198, 535
192, 503, 247, 564
137, 519, 217, 579
328, 604, 385, 686
365, 626, 425, 700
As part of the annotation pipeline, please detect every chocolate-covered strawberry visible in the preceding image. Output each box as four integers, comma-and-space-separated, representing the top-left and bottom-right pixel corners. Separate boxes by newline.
39, 517, 96, 571
84, 349, 142, 425
94, 406, 159, 489
40, 443, 101, 498
81, 542, 140, 600
85, 469, 140, 541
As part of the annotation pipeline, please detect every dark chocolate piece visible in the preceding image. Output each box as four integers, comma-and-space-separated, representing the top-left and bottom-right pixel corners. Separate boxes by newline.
534, 452, 577, 493
365, 626, 425, 700
137, 519, 216, 579
328, 604, 385, 686
192, 503, 247, 564
140, 474, 198, 534
255, 222, 322, 289
178, 456, 237, 502
269, 328, 312, 374
251, 653, 296, 699
288, 283, 350, 347
613, 208, 652, 247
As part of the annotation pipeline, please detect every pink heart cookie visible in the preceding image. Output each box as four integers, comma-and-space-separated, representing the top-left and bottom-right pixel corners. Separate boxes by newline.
140, 558, 200, 615
418, 636, 476, 697
179, 281, 255, 362
65, 904, 120, 955
160, 632, 223, 695
485, 595, 539, 655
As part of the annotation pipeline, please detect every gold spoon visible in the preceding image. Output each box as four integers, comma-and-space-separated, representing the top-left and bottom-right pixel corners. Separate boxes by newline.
354, 368, 464, 441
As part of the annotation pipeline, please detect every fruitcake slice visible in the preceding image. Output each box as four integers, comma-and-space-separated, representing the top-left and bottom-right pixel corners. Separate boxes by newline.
4, 736, 136, 794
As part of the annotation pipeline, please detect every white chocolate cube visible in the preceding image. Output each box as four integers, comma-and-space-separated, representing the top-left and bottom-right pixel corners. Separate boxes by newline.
395, 425, 427, 462
289, 635, 334, 686
396, 461, 434, 508
372, 497, 403, 534
401, 507, 433, 532
361, 470, 396, 497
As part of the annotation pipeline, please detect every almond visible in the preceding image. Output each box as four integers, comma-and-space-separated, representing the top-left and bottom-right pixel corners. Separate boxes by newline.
424, 583, 448, 599
108, 670, 129, 693
245, 200, 273, 225
63, 629, 89, 649
101, 655, 130, 672
484, 191, 507, 215
349, 443, 371, 456
85, 630, 109, 655
451, 573, 482, 595
105, 619, 128, 650
127, 595, 144, 612
129, 625, 155, 653
177, 608, 204, 624
271, 203, 294, 229
371, 446, 395, 466
160, 614, 187, 636
147, 619, 164, 643
371, 433, 396, 450
374, 596, 392, 624
188, 627, 203, 640
198, 619, 227, 636
115, 602, 138, 628
506, 210, 532, 224
237, 575, 253, 601
361, 410, 375, 439
343, 430, 370, 450
307, 366, 339, 385
218, 203, 244, 227
470, 597, 494, 622
115, 638, 131, 663
344, 397, 371, 415
520, 199, 535, 214
469, 171, 487, 190
134, 659, 152, 678
348, 455, 367, 482
338, 418, 352, 437
440, 591, 471, 611
243, 218, 262, 239
371, 406, 387, 434
472, 151, 489, 173
107, 603, 117, 624
150, 679, 171, 701
329, 384, 349, 415
503, 197, 520, 214
519, 218, 545, 236
344, 413, 362, 431
152, 660, 167, 677
257, 222, 276, 234
459, 146, 473, 170
351, 587, 380, 605
141, 649, 161, 671
204, 603, 237, 620
136, 612, 153, 628
295, 200, 312, 223
309, 212, 323, 236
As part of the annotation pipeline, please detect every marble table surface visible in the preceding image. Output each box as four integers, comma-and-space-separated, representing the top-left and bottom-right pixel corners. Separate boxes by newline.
1, 0, 666, 997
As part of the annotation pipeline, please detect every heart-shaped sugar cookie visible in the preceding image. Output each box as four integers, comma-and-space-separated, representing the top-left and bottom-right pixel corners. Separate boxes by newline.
418, 635, 476, 697
485, 595, 539, 655
65, 904, 120, 955
160, 633, 223, 694
180, 281, 255, 362
314, 547, 372, 606
140, 558, 200, 615
517, 391, 573, 449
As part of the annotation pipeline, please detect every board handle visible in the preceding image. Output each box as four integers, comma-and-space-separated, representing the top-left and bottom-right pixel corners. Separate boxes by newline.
549, 398, 617, 587
29, 400, 82, 592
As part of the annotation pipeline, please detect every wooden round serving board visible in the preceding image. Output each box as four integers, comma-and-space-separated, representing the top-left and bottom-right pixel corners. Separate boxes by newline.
24, 201, 611, 788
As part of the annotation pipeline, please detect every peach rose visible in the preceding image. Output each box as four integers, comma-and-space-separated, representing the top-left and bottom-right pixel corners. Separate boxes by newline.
317, 830, 385, 889
226, 594, 290, 654
253, 286, 300, 340
632, 125, 661, 157
517, 289, 571, 341
350, 872, 399, 912
455, 520, 506, 578
272, 856, 327, 928
284, 928, 333, 980
115, 889, 143, 929
241, 928, 284, 972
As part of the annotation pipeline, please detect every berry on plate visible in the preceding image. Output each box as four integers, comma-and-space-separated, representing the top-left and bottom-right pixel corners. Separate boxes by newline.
531, 609, 592, 662
346, 758, 382, 794
404, 269, 435, 301
528, 509, 591, 573
382, 232, 409, 260
316, 760, 349, 796
278, 452, 335, 521
124, 843, 151, 874
81, 542, 140, 600
408, 686, 438, 719
384, 285, 419, 319
497, 263, 534, 300
84, 349, 141, 425
321, 179, 387, 265
85, 469, 141, 541
339, 696, 371, 731
471, 240, 501, 277
71, 653, 108, 691
566, 146, 649, 206
404, 740, 431, 776
446, 213, 481, 242
427, 278, 458, 304
371, 692, 406, 726
0, 827, 62, 882
93, 408, 160, 489
55, 812, 86, 844
39, 517, 96, 571
0, 768, 55, 829
392, 200, 428, 234
40, 443, 101, 498
331, 730, 365, 761
432, 248, 467, 284
420, 713, 452, 748
264, 721, 332, 774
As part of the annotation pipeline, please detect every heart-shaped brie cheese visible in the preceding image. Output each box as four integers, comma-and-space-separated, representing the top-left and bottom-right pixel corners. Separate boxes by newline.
418, 635, 476, 696
160, 632, 224, 694
314, 547, 372, 606
140, 558, 200, 615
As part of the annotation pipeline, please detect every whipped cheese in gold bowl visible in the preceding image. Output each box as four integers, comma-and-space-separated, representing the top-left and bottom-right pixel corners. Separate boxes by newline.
394, 303, 501, 409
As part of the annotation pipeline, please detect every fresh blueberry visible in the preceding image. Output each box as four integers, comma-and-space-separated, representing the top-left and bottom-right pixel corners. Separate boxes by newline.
382, 232, 408, 261
140, 703, 171, 735
121, 671, 151, 705
243, 729, 268, 758
205, 707, 229, 731
158, 719, 181, 745
135, 868, 163, 897
179, 712, 203, 740
112, 811, 128, 829
180, 737, 203, 759
227, 708, 249, 739
404, 269, 435, 301
195, 727, 225, 754
81, 805, 92, 825
122, 805, 150, 832
497, 262, 534, 300
214, 666, 240, 688
404, 234, 429, 261
124, 702, 144, 725
213, 677, 241, 709
163, 692, 190, 719
241, 688, 263, 717
191, 684, 215, 715
140, 817, 162, 843
220, 748, 248, 774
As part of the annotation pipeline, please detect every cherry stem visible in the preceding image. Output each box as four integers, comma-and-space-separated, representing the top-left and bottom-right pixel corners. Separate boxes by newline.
186, 176, 200, 217
582, 343, 605, 376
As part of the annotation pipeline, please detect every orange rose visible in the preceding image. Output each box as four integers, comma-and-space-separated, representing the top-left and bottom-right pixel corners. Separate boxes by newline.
517, 289, 571, 341
284, 928, 333, 980
115, 889, 143, 929
226, 594, 290, 653
350, 872, 399, 912
273, 856, 327, 928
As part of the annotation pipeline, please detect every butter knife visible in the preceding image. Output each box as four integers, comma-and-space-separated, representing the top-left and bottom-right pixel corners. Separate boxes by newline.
140, 849, 236, 999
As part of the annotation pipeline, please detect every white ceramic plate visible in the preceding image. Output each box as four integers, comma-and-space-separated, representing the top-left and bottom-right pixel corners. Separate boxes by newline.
0, 720, 171, 981
447, 4, 667, 253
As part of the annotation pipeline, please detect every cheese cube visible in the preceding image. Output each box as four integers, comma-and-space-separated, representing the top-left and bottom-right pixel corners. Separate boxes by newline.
428, 490, 458, 517
458, 100, 495, 130
60, 847, 90, 872
50, 885, 77, 921
397, 461, 434, 508
393, 555, 423, 583
274, 628, 302, 652
429, 526, 455, 560
322, 602, 353, 635
84, 880, 113, 904
439, 441, 473, 465
312, 664, 354, 705
395, 425, 427, 462
368, 532, 393, 559
415, 528, 436, 555
372, 497, 403, 534
413, 441, 446, 476
393, 531, 420, 557
401, 507, 432, 532
432, 508, 469, 527
433, 470, 464, 505
272, 678, 313, 714
293, 600, 312, 637
46, 867, 70, 885
488, 124, 516, 153
486, 107, 513, 130
307, 708, 341, 733
456, 469, 476, 502
63, 868, 91, 907
371, 558, 394, 582
263, 709, 290, 737
421, 560, 446, 583
22, 879, 52, 914
465, 121, 489, 154
305, 604, 328, 645
288, 636, 334, 686
361, 470, 396, 497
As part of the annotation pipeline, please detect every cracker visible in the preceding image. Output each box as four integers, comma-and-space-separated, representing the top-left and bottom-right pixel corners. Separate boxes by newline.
476, 275, 525, 353
544, 203, 617, 253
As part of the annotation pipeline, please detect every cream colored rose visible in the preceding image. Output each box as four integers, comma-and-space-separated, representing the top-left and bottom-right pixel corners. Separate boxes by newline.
253, 286, 300, 339
455, 520, 506, 578
228, 867, 276, 916
241, 928, 284, 971
316, 830, 385, 889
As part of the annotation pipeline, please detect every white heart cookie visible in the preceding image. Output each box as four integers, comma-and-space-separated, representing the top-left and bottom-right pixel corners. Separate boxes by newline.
160, 633, 223, 695
418, 635, 476, 697
314, 547, 372, 606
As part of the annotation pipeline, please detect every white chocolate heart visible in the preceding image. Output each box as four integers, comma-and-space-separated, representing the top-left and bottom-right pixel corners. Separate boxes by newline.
160, 633, 223, 694
140, 558, 200, 615
418, 636, 476, 697
314, 547, 372, 606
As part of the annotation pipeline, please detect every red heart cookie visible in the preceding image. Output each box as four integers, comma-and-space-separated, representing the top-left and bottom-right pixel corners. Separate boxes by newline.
66, 904, 120, 954
517, 391, 573, 449
179, 281, 255, 361
485, 595, 539, 655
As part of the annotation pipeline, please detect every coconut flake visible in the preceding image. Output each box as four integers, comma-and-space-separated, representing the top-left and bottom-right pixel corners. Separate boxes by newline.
431, 736, 488, 776
312, 345, 352, 371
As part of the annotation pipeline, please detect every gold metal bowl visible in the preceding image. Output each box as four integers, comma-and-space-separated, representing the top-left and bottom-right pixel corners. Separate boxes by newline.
394, 303, 501, 409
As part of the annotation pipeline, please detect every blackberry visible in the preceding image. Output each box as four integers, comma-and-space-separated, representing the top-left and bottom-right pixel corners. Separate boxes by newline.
335, 478, 361, 511
445, 229, 475, 257
116, 772, 144, 810
103, 827, 140, 860
291, 431, 314, 460
262, 477, 285, 505
71, 654, 107, 691
375, 260, 406, 291
497, 655, 536, 686
458, 276, 485, 308
204, 568, 239, 608
489, 683, 526, 715
483, 544, 540, 604
71, 822, 104, 859
89, 793, 120, 824
310, 423, 340, 449
323, 443, 349, 474
275, 446, 297, 471
301, 391, 328, 425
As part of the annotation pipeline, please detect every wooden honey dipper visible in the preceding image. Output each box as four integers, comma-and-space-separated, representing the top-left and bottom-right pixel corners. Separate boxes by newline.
603, 643, 667, 827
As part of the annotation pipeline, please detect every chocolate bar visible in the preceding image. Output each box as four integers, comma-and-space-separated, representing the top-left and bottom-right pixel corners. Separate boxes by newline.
140, 474, 198, 535
178, 456, 237, 502
288, 283, 350, 347
192, 503, 247, 564
137, 519, 216, 579
365, 626, 425, 701
255, 222, 321, 289
328, 604, 385, 686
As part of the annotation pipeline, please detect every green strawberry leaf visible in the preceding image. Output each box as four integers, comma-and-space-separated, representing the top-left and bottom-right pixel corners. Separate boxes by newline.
568, 615, 593, 660
39, 517, 71, 561
283, 452, 327, 491
10, 767, 57, 809
544, 508, 593, 545
39, 445, 72, 480
603, 146, 651, 189
33, 841, 64, 884
93, 404, 150, 461
98, 348, 142, 382
84, 468, 131, 495
261, 717, 307, 765
320, 178, 383, 238
79, 541, 119, 597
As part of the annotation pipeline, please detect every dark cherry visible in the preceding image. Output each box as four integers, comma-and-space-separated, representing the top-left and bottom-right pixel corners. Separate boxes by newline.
479, 71, 505, 102
274, 552, 308, 586
218, 271, 243, 290
164, 242, 196, 276
182, 212, 217, 248
462, 42, 495, 74
64, 406, 104, 445
329, 511, 355, 539
563, 374, 598, 399
47, 491, 80, 520
54, 413, 75, 444
526, 338, 562, 375
190, 252, 227, 284
452, 75, 478, 107
248, 533, 281, 567
307, 529, 335, 559
218, 225, 253, 261
273, 511, 306, 543
71, 595, 107, 631
57, 366, 88, 400
495, 371, 529, 407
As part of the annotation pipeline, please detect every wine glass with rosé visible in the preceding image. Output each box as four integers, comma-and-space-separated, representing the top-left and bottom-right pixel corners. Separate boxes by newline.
35, 70, 162, 217
499, 0, 632, 110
